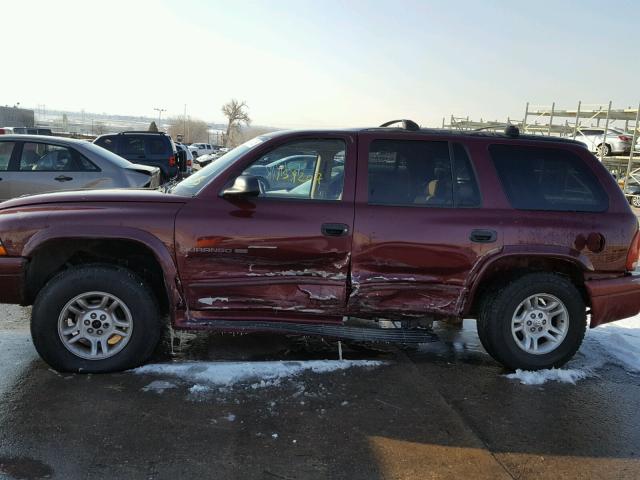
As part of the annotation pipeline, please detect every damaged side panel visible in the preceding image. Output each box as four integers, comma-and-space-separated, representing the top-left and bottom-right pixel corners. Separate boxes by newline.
174, 195, 355, 322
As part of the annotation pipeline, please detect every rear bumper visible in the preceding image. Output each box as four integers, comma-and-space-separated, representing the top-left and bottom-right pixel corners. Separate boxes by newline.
0, 257, 26, 304
585, 274, 640, 327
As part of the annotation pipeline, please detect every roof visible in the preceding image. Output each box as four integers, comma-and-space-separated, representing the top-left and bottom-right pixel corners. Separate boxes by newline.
263, 126, 586, 147
0, 134, 87, 144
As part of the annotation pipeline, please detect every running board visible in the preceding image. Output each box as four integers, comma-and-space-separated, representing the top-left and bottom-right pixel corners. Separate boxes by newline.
186, 319, 438, 344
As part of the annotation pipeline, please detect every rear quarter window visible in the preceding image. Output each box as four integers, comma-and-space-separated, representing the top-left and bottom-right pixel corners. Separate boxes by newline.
489, 144, 608, 212
147, 137, 170, 155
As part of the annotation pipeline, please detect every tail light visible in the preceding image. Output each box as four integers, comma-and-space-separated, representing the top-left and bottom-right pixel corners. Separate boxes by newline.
0, 129, 6, 135
619, 135, 632, 142
168, 155, 176, 167
626, 230, 640, 271
187, 159, 192, 167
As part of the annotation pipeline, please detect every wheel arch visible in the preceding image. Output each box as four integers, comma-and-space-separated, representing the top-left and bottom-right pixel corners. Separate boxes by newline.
23, 226, 183, 321
463, 251, 592, 317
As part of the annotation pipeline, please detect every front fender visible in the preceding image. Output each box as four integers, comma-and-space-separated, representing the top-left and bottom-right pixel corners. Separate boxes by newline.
23, 225, 183, 319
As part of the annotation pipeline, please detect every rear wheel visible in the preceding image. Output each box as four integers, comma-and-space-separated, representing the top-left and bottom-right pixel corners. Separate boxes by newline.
477, 273, 586, 370
632, 196, 640, 208
31, 265, 162, 373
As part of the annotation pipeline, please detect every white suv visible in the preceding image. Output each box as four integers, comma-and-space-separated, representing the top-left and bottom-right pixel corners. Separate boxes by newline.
188, 143, 216, 158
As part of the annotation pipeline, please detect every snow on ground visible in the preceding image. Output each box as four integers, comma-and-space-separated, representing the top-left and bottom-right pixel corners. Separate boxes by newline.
134, 360, 384, 394
507, 313, 640, 385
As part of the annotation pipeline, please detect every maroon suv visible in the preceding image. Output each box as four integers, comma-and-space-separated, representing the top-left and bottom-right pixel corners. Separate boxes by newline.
0, 120, 638, 373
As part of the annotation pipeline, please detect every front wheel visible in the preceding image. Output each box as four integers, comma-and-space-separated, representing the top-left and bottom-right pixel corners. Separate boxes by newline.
31, 265, 162, 373
477, 273, 586, 371
631, 196, 640, 208
596, 143, 611, 157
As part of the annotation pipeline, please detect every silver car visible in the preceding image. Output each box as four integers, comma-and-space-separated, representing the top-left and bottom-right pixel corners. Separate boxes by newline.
0, 135, 160, 202
574, 127, 633, 156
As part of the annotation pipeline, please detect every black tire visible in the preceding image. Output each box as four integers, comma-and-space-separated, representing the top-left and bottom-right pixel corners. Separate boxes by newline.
632, 196, 640, 208
31, 265, 162, 373
192, 151, 198, 158
477, 273, 586, 371
596, 143, 611, 157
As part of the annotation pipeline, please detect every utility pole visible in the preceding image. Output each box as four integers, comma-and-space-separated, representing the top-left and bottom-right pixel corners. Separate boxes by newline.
154, 107, 166, 127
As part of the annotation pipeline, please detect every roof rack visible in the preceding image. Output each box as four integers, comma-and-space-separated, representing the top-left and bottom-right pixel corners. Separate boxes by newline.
117, 131, 167, 135
379, 119, 420, 131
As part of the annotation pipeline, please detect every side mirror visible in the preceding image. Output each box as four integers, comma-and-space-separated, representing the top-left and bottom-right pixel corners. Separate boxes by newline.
222, 175, 261, 197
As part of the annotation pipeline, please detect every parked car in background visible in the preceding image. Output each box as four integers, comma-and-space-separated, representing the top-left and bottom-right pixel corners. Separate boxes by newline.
0, 127, 53, 135
193, 152, 217, 169
188, 143, 216, 158
0, 135, 160, 202
93, 131, 178, 182
244, 154, 317, 191
0, 122, 638, 374
623, 178, 640, 207
174, 143, 193, 176
574, 127, 633, 156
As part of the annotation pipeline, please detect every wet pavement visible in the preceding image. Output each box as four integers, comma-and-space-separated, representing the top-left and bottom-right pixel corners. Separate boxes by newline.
0, 307, 639, 479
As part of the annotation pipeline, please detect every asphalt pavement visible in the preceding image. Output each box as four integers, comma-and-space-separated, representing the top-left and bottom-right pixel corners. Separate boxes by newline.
0, 306, 638, 480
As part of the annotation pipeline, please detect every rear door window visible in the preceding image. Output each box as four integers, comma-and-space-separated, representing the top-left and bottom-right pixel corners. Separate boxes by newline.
0, 142, 14, 170
489, 144, 608, 212
368, 139, 453, 206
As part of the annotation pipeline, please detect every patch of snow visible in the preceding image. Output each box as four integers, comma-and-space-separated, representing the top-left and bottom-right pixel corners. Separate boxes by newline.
271, 433, 278, 439
225, 413, 236, 422
142, 380, 177, 393
133, 360, 384, 389
505, 313, 640, 385
506, 368, 590, 385
189, 384, 210, 394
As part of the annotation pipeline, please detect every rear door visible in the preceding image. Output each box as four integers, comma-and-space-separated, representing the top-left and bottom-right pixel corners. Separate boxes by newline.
349, 133, 502, 318
175, 134, 356, 321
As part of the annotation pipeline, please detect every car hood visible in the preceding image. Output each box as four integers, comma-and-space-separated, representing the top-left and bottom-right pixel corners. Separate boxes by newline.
0, 188, 187, 209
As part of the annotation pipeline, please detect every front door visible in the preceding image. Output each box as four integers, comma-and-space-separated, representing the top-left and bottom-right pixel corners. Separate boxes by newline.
175, 134, 356, 322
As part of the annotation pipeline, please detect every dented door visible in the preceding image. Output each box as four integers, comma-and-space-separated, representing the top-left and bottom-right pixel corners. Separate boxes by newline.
175, 134, 356, 322
348, 133, 502, 318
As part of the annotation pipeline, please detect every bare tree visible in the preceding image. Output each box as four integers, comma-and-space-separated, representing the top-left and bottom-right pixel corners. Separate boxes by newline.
93, 121, 106, 135
167, 116, 209, 144
222, 99, 251, 147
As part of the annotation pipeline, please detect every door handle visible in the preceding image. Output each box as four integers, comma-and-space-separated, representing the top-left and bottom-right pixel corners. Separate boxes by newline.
470, 229, 497, 243
321, 223, 349, 237
54, 175, 73, 182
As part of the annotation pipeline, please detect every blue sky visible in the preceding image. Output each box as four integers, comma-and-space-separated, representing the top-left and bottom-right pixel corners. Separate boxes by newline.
3, 0, 639, 127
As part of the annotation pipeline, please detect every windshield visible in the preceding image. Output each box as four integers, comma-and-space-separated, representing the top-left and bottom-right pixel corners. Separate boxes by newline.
171, 136, 266, 196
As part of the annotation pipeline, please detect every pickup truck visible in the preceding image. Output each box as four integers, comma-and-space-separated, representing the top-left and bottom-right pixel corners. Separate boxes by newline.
0, 120, 638, 373
188, 143, 218, 158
